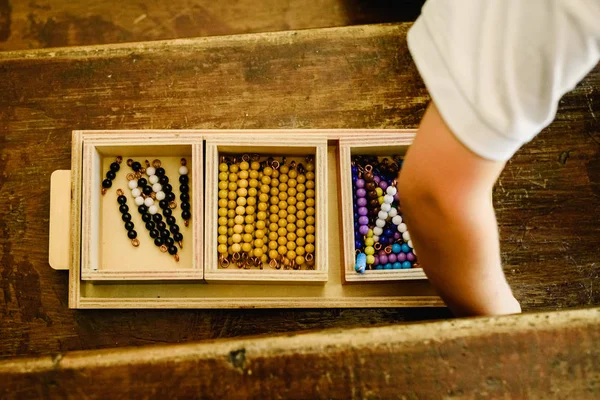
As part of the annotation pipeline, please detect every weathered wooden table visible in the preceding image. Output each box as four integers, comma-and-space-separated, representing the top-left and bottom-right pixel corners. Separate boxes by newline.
0, 23, 598, 359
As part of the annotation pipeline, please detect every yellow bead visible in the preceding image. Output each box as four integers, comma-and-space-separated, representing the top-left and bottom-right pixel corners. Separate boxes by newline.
278, 219, 287, 228
242, 242, 252, 253
306, 198, 315, 207
280, 165, 289, 174
269, 205, 279, 214
365, 246, 374, 255
228, 237, 233, 246
227, 191, 237, 200
297, 175, 306, 184
228, 173, 238, 182
263, 166, 273, 176
270, 196, 279, 205
256, 211, 267, 221
229, 164, 239, 173
236, 197, 247, 206
278, 246, 287, 255
306, 207, 315, 216
218, 244, 228, 254
296, 183, 306, 193
296, 219, 306, 228
306, 216, 315, 225
288, 178, 297, 187
234, 215, 244, 225
238, 179, 248, 189
278, 210, 288, 219
219, 163, 229, 172
249, 170, 259, 180
296, 228, 306, 237
296, 202, 306, 211
248, 188, 258, 197
375, 187, 383, 196
269, 249, 279, 259
227, 209, 236, 219
270, 187, 279, 196
297, 193, 306, 201
306, 189, 315, 198
271, 177, 279, 186
286, 214, 297, 224
218, 235, 227, 244
238, 170, 249, 180
218, 189, 228, 199
277, 227, 287, 237
248, 178, 258, 188
268, 231, 278, 241
305, 244, 315, 253
378, 196, 384, 205
253, 248, 263, 258
287, 250, 296, 260
295, 256, 305, 265
278, 200, 287, 210
296, 210, 306, 220
218, 208, 227, 217
366, 255, 375, 265
244, 215, 255, 224
306, 225, 315, 234
287, 188, 297, 197
218, 216, 228, 226
227, 228, 234, 236
367, 229, 373, 238
261, 176, 271, 185
218, 226, 228, 235
218, 198, 228, 208
269, 222, 279, 231
256, 220, 266, 230
286, 223, 296, 232
269, 214, 279, 223
218, 172, 229, 181
289, 169, 298, 179
219, 181, 229, 190
259, 193, 269, 203
255, 230, 265, 239
258, 202, 268, 212
268, 241, 278, 250
243, 233, 253, 243
247, 197, 257, 206
280, 174, 289, 183
235, 205, 245, 215
261, 254, 268, 263
287, 196, 297, 206
251, 161, 260, 171
306, 170, 315, 179
228, 200, 237, 209
296, 246, 305, 256
279, 183, 288, 192
246, 205, 255, 215
296, 237, 305, 247
254, 238, 264, 248
233, 224, 244, 234
240, 161, 249, 170
227, 219, 234, 227
306, 234, 315, 244
278, 192, 288, 201
364, 237, 374, 246
232, 233, 242, 243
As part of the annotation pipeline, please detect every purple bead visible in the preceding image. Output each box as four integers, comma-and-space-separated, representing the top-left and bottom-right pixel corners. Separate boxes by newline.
379, 181, 388, 190
373, 256, 380, 266
378, 249, 386, 257
393, 232, 401, 240
397, 252, 407, 262
406, 252, 415, 262
358, 225, 369, 235
356, 179, 365, 188
373, 176, 381, 184
357, 197, 367, 207
379, 254, 389, 264
393, 193, 399, 202
358, 207, 368, 216
358, 216, 369, 225
356, 188, 366, 198
388, 253, 397, 263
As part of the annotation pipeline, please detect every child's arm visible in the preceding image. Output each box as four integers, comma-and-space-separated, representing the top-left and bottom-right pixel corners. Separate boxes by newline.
399, 102, 520, 316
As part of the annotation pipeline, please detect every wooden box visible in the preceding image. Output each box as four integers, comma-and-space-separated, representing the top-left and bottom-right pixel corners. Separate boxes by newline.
204, 135, 328, 283
50, 129, 440, 309
339, 136, 427, 283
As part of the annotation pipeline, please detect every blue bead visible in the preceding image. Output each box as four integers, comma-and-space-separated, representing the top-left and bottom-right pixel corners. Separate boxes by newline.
392, 243, 401, 254
402, 261, 412, 269
401, 244, 410, 253
379, 235, 388, 244
392, 262, 402, 269
384, 263, 393, 270
352, 166, 358, 174
355, 240, 362, 249
375, 265, 383, 270
355, 253, 367, 273
384, 228, 394, 237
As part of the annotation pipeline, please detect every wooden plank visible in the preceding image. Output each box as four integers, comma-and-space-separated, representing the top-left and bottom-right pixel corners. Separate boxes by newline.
48, 170, 70, 270
0, 23, 597, 358
0, 0, 425, 51
0, 307, 598, 399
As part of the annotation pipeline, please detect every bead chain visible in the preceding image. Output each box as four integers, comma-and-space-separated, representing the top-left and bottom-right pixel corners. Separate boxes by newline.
101, 156, 123, 194
179, 158, 191, 227
116, 189, 139, 246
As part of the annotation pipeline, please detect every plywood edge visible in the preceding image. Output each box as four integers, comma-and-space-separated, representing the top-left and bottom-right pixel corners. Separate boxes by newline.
81, 270, 205, 281
69, 131, 84, 308
192, 142, 204, 279
345, 269, 427, 282
49, 170, 72, 271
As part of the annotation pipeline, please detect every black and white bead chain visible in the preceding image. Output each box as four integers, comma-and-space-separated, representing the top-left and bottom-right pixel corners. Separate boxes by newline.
179, 158, 191, 227
116, 188, 139, 246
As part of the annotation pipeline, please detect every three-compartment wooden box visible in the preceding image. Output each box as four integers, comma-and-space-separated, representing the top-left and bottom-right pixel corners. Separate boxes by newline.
50, 130, 442, 309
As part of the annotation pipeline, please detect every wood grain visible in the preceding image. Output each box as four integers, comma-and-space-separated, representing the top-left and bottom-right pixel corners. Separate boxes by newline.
1, 307, 598, 399
0, 0, 425, 51
0, 23, 597, 358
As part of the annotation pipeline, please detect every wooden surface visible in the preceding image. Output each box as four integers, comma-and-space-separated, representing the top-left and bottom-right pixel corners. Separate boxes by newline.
1, 307, 598, 399
0, 0, 425, 51
0, 22, 597, 358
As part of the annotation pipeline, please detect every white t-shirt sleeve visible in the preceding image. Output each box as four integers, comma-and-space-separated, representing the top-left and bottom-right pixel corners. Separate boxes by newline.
407, 0, 600, 161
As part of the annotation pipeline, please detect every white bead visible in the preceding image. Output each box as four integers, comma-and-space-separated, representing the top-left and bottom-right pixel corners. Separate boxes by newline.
152, 183, 162, 193
398, 223, 407, 233
179, 166, 189, 175
144, 197, 154, 207
386, 186, 397, 196
149, 175, 159, 185
383, 195, 394, 204
149, 205, 158, 215
373, 226, 383, 236
146, 167, 156, 176
402, 231, 411, 241
408, 240, 414, 249
131, 188, 141, 198
128, 180, 138, 189
380, 203, 391, 212
375, 219, 386, 228
377, 210, 388, 220
373, 235, 380, 242
413, 248, 417, 256
388, 208, 398, 218
156, 191, 166, 201
134, 196, 145, 206
392, 215, 403, 226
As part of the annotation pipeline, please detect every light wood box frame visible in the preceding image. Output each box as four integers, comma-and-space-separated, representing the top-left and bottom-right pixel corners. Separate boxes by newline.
204, 135, 328, 283
78, 131, 204, 281
339, 135, 427, 283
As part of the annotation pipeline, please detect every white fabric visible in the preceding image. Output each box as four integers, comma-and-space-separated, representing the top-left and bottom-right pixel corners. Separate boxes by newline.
408, 0, 600, 161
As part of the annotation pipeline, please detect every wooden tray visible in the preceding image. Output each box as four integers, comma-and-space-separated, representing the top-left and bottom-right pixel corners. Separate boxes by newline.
50, 129, 441, 309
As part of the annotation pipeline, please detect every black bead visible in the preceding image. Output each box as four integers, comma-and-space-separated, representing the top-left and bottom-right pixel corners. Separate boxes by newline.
163, 208, 172, 217
159, 176, 169, 185
157, 221, 166, 231
145, 221, 155, 231
165, 237, 174, 247
181, 202, 190, 211
170, 224, 180, 234
150, 229, 159, 239
159, 200, 168, 209
143, 186, 153, 195
180, 193, 190, 202
132, 161, 142, 171
121, 213, 132, 222
163, 183, 173, 193
138, 205, 148, 214
182, 210, 191, 220
179, 184, 189, 193
167, 192, 176, 202
153, 214, 162, 223
119, 204, 129, 214
117, 195, 127, 205
154, 237, 164, 246
173, 232, 183, 242
106, 170, 116, 180
168, 245, 178, 255
138, 178, 147, 187
124, 221, 134, 231
110, 162, 120, 172
160, 229, 170, 238
142, 213, 152, 222
156, 167, 165, 177
127, 230, 137, 239
179, 175, 189, 185
102, 179, 112, 189
166, 216, 176, 225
